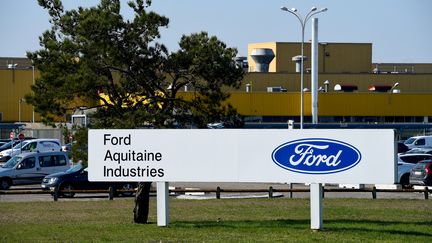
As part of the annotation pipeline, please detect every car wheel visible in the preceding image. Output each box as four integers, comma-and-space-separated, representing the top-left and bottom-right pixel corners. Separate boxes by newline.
0, 178, 11, 190
119, 183, 135, 197
60, 183, 75, 198
400, 174, 412, 189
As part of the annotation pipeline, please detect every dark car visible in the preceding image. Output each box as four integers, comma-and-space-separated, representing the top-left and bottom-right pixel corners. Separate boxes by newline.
41, 164, 137, 197
409, 160, 432, 186
397, 142, 409, 153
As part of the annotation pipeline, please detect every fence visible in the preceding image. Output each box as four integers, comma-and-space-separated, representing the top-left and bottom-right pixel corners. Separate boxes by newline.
0, 186, 429, 201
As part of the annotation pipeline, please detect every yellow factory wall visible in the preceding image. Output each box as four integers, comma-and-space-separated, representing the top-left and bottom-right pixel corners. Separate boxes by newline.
0, 69, 40, 122
274, 42, 309, 73
318, 93, 431, 116
242, 72, 432, 93
224, 92, 432, 117
248, 42, 372, 73
227, 92, 302, 116
2, 67, 432, 122
321, 43, 371, 73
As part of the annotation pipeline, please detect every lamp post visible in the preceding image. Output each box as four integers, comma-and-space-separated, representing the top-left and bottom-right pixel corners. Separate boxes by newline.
388, 82, 400, 105
280, 6, 327, 129
32, 65, 35, 123
7, 63, 18, 82
19, 98, 24, 123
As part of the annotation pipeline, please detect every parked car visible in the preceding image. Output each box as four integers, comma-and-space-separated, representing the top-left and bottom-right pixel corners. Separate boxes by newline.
403, 135, 432, 149
404, 147, 432, 155
409, 160, 432, 186
0, 137, 38, 153
0, 151, 71, 189
0, 140, 26, 152
397, 153, 432, 188
41, 164, 137, 197
397, 142, 409, 153
0, 138, 61, 162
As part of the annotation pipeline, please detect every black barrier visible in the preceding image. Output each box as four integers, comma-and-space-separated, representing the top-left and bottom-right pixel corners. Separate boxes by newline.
0, 186, 429, 201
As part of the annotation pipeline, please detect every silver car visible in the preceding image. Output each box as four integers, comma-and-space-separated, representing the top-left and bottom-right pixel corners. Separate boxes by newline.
0, 151, 71, 189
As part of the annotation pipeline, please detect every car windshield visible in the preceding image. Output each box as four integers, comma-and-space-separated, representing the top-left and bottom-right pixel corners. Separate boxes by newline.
66, 164, 84, 173
399, 154, 432, 163
404, 138, 416, 145
2, 156, 24, 168
0, 141, 16, 150
12, 141, 29, 149
406, 149, 432, 154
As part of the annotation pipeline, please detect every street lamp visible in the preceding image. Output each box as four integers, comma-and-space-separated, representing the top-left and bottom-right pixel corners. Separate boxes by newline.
281, 6, 327, 129
7, 63, 18, 82
388, 82, 400, 105
31, 65, 35, 123
390, 82, 399, 93
7, 63, 17, 69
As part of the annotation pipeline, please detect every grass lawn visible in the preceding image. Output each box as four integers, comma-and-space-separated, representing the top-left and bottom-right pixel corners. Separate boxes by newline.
0, 197, 431, 242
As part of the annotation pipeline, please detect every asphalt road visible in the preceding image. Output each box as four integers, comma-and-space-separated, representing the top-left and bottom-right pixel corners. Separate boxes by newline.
0, 183, 429, 202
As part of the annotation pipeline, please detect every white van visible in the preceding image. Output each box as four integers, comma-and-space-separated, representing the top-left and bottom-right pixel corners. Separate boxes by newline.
0, 151, 71, 189
0, 139, 61, 162
404, 136, 432, 149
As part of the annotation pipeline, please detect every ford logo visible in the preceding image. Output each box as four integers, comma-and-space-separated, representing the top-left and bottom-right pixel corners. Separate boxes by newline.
272, 138, 362, 174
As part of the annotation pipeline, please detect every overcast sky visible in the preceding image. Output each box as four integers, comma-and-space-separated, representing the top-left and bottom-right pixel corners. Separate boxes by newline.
1, 0, 431, 63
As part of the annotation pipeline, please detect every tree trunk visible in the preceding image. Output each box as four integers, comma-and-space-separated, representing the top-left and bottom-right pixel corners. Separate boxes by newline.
133, 182, 152, 224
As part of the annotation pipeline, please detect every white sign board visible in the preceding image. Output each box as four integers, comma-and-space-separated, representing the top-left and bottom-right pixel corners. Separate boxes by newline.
88, 129, 396, 184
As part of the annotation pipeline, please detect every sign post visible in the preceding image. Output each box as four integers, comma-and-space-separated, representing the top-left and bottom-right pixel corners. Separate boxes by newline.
9, 131, 15, 150
88, 129, 396, 230
157, 182, 170, 226
310, 183, 323, 230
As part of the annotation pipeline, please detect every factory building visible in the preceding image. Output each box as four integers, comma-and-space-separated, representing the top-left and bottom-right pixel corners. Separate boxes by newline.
1, 42, 432, 129
229, 42, 432, 124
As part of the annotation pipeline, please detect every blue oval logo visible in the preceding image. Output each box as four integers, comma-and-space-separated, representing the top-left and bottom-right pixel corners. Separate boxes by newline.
272, 138, 362, 174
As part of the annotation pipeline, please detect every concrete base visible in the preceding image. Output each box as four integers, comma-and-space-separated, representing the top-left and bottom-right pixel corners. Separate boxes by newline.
177, 193, 284, 200
413, 185, 430, 190
185, 188, 206, 196
339, 184, 365, 189
168, 186, 182, 195
375, 184, 402, 190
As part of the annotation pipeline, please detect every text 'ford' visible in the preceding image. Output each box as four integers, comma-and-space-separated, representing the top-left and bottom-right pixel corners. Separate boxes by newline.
271, 138, 362, 174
